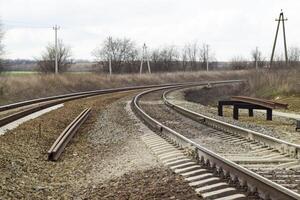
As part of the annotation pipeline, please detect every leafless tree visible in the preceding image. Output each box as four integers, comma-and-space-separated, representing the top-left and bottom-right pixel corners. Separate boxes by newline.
181, 47, 188, 71
250, 48, 265, 69
93, 36, 139, 73
37, 40, 72, 73
288, 46, 300, 67
230, 56, 248, 70
159, 45, 180, 71
198, 43, 217, 70
184, 42, 198, 70
198, 44, 209, 70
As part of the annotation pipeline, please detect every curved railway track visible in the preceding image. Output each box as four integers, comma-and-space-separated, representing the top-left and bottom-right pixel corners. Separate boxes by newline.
132, 85, 300, 200
0, 81, 241, 128
0, 83, 189, 127
163, 86, 300, 192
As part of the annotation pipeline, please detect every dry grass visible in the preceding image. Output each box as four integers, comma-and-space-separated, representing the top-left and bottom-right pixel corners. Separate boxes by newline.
1, 69, 298, 106
0, 71, 249, 105
246, 69, 300, 98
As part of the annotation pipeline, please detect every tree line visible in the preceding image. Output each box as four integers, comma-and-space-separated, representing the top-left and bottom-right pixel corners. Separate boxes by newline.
0, 22, 299, 73
92, 37, 216, 73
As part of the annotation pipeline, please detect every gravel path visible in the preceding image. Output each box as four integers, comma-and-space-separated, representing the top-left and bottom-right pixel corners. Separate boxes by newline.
177, 86, 300, 144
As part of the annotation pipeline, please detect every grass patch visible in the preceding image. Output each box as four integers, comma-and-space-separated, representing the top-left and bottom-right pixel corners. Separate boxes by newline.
246, 69, 300, 98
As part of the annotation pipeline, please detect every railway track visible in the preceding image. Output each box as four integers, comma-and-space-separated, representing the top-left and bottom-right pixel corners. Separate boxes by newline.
0, 81, 242, 129
163, 86, 300, 192
132, 85, 300, 200
0, 83, 188, 128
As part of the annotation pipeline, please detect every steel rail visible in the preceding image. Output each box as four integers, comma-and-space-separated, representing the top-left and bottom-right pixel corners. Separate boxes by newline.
0, 80, 243, 128
132, 85, 300, 200
0, 82, 207, 112
163, 86, 300, 159
0, 83, 186, 127
48, 108, 91, 161
231, 96, 288, 109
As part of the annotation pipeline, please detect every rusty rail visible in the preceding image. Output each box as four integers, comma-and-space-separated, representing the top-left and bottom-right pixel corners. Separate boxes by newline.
48, 108, 91, 161
231, 96, 288, 109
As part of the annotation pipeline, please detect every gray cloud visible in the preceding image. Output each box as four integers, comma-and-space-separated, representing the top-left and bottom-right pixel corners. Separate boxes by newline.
1, 0, 299, 61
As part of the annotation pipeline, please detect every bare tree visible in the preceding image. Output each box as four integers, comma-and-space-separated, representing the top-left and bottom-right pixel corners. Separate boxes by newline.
37, 40, 72, 73
288, 46, 300, 67
198, 43, 217, 70
230, 56, 248, 70
93, 36, 139, 73
148, 45, 180, 72
251, 48, 265, 69
184, 42, 198, 70
181, 47, 188, 71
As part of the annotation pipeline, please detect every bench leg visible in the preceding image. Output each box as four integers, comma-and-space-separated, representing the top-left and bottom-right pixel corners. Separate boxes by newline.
233, 105, 239, 120
266, 109, 272, 120
218, 104, 223, 116
249, 108, 254, 117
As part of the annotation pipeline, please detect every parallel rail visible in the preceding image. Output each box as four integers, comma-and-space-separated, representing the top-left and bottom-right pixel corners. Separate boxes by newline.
0, 83, 185, 127
0, 83, 192, 112
163, 87, 300, 159
0, 80, 243, 128
132, 85, 300, 200
48, 108, 91, 161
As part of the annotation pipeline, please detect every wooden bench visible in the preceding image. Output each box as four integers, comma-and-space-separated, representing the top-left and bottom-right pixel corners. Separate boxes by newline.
218, 96, 288, 121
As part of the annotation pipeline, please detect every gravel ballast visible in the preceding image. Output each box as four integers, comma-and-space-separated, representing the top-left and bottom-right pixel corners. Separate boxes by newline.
138, 90, 253, 154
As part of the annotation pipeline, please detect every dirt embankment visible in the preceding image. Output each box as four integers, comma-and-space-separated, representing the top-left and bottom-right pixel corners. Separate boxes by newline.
184, 83, 246, 106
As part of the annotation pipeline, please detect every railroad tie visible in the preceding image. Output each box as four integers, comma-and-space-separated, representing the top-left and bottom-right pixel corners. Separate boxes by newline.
142, 133, 246, 199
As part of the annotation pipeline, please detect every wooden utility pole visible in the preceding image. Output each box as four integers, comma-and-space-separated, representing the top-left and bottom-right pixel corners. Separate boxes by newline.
255, 46, 258, 70
108, 36, 112, 75
53, 25, 60, 74
206, 44, 209, 71
140, 43, 151, 74
270, 10, 288, 67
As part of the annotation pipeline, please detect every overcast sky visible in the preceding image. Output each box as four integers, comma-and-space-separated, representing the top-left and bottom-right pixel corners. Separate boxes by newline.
0, 0, 299, 61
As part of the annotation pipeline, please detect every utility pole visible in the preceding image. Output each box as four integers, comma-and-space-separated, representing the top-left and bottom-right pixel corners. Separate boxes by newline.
53, 25, 60, 74
140, 43, 151, 74
270, 10, 288, 67
255, 46, 258, 70
108, 36, 112, 75
206, 44, 209, 71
